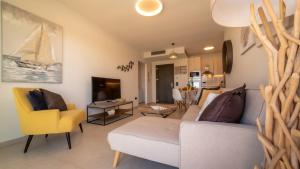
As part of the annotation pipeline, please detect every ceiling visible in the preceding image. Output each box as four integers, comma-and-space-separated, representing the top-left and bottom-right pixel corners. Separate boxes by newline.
59, 0, 224, 55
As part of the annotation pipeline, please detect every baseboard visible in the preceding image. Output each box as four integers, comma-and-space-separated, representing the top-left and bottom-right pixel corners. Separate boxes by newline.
0, 136, 26, 149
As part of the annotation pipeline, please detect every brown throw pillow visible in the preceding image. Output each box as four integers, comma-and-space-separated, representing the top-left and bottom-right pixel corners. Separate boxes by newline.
41, 89, 67, 111
199, 84, 246, 123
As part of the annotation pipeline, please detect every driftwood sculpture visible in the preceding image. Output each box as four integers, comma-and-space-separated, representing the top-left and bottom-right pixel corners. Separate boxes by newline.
250, 0, 300, 168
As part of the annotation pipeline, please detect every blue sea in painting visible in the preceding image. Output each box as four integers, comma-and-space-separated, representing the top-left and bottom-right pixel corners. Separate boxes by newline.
2, 55, 62, 83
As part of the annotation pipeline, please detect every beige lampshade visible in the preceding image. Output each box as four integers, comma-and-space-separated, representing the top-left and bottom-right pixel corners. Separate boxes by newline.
210, 0, 296, 27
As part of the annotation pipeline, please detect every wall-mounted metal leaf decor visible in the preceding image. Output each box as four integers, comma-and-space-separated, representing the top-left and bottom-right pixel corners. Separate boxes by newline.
117, 61, 134, 72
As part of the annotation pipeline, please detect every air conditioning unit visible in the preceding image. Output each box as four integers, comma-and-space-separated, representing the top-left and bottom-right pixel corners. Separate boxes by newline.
143, 47, 188, 59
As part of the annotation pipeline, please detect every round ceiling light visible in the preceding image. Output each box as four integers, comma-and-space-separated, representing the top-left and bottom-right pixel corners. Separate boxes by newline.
135, 0, 163, 17
204, 46, 215, 51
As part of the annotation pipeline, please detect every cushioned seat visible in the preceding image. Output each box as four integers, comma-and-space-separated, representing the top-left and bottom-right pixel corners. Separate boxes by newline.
108, 116, 180, 167
59, 109, 85, 132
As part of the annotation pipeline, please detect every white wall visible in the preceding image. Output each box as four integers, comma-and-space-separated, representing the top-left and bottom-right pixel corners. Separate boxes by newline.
145, 62, 152, 104
138, 62, 145, 103
151, 58, 188, 102
0, 0, 140, 143
224, 27, 268, 89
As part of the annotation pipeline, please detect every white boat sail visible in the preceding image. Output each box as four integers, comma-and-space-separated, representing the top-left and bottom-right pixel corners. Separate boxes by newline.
11, 23, 56, 69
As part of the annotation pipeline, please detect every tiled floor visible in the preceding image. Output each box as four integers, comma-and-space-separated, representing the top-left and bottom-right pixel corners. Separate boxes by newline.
0, 105, 185, 169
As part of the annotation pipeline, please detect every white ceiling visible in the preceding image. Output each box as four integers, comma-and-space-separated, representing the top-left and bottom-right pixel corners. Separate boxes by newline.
59, 0, 224, 55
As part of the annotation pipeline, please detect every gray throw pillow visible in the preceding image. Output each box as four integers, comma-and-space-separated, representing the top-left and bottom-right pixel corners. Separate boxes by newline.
41, 89, 67, 111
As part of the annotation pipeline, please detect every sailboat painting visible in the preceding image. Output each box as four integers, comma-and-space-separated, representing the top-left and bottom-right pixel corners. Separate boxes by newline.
1, 2, 63, 83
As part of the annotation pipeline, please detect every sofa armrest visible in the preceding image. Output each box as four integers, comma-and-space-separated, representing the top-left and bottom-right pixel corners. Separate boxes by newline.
28, 109, 60, 132
67, 103, 76, 110
181, 105, 201, 121
180, 121, 264, 169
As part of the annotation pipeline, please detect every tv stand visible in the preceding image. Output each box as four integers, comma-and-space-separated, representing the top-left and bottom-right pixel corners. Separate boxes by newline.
91, 100, 116, 104
86, 101, 133, 126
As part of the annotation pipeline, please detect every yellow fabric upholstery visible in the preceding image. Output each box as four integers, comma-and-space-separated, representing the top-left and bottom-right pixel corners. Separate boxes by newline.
13, 88, 85, 135
59, 110, 85, 132
67, 103, 76, 110
198, 89, 223, 108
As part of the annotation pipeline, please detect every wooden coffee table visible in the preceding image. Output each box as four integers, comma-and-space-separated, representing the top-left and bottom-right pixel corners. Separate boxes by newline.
138, 104, 177, 118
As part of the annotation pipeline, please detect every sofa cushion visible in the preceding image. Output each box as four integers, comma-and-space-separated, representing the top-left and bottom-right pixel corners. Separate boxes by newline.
109, 116, 180, 144
241, 89, 265, 125
199, 84, 246, 123
108, 117, 180, 167
184, 88, 265, 125
26, 89, 48, 111
41, 89, 67, 111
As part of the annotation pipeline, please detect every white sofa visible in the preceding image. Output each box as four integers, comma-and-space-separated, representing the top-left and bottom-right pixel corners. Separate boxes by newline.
108, 89, 265, 169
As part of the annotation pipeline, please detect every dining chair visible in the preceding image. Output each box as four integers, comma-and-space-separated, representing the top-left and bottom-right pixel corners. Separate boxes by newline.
172, 88, 186, 109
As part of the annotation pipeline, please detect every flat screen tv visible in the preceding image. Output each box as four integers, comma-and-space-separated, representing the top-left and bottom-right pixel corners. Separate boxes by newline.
92, 77, 121, 102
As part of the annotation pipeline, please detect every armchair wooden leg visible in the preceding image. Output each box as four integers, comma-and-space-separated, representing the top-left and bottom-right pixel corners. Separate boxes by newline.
113, 151, 121, 168
24, 135, 33, 153
45, 134, 48, 138
65, 132, 71, 149
79, 123, 83, 133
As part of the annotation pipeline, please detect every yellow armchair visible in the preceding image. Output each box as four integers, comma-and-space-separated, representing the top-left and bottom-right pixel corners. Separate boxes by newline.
13, 88, 85, 153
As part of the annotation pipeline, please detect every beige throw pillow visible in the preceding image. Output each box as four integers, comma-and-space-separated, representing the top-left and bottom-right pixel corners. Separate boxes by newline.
198, 89, 223, 108
195, 93, 220, 121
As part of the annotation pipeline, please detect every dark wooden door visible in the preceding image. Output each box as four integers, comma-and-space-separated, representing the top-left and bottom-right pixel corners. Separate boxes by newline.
156, 64, 174, 103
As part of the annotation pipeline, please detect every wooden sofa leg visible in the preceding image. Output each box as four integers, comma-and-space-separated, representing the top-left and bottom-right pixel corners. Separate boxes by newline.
113, 151, 121, 168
